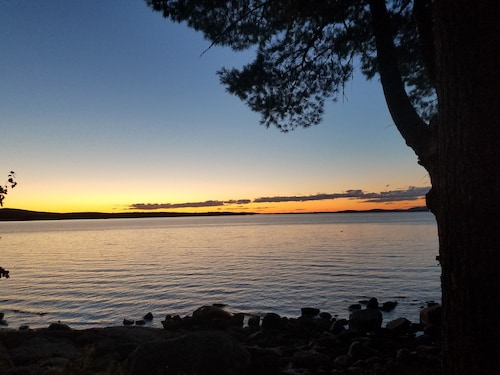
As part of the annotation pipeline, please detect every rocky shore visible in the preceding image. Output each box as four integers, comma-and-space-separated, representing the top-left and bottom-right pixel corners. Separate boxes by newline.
0, 298, 441, 374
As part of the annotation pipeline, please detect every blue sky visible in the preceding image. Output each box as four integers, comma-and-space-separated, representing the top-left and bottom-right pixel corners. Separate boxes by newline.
0, 0, 429, 213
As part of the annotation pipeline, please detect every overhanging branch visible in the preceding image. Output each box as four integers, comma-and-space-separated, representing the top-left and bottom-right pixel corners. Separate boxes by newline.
369, 0, 434, 167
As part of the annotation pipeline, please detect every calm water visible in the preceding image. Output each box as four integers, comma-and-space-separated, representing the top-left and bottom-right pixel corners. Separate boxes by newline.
0, 212, 440, 329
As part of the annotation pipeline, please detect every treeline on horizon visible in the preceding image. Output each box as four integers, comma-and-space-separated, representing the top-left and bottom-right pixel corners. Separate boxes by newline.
0, 207, 429, 222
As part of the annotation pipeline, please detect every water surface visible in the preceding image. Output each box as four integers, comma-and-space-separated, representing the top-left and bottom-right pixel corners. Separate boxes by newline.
0, 212, 440, 328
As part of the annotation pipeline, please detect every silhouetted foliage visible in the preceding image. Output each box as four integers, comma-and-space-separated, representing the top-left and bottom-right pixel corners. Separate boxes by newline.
1, 171, 16, 279
146, 0, 436, 132
0, 267, 9, 279
0, 171, 17, 207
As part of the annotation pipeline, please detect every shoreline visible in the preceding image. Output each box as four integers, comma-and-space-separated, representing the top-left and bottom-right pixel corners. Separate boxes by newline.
0, 300, 441, 374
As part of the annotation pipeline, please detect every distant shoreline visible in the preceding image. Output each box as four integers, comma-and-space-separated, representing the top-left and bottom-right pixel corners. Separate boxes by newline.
0, 207, 429, 222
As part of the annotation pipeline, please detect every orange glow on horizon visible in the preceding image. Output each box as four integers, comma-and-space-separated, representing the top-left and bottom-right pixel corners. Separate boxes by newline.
4, 197, 427, 215
4, 186, 427, 215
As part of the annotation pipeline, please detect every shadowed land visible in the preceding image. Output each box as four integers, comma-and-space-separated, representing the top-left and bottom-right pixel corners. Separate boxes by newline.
0, 207, 428, 222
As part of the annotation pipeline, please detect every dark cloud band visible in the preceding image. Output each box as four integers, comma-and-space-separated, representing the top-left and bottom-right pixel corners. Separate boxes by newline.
129, 186, 430, 210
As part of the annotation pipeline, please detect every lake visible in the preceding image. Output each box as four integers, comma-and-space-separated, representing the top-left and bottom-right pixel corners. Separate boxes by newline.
0, 212, 440, 329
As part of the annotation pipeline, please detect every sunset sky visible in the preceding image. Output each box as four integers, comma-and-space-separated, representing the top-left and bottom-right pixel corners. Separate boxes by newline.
0, 0, 430, 214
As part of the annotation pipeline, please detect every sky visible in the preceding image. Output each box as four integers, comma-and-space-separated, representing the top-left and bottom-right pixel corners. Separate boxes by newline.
0, 0, 430, 214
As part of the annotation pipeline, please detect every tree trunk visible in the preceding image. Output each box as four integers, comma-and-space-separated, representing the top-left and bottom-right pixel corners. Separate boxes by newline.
434, 1, 500, 373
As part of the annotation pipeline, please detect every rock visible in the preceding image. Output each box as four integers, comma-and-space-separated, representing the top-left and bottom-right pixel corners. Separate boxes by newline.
48, 322, 71, 331
319, 311, 332, 320
161, 315, 182, 331
212, 303, 227, 308
348, 341, 379, 360
333, 354, 351, 370
19, 325, 29, 331
262, 312, 285, 331
330, 319, 347, 334
420, 304, 441, 327
231, 312, 245, 327
349, 303, 362, 311
292, 349, 329, 369
396, 348, 413, 364
143, 312, 153, 321
245, 346, 282, 374
192, 305, 232, 326
0, 320, 7, 327
386, 317, 412, 335
135, 320, 146, 326
366, 297, 379, 309
301, 307, 320, 318
248, 315, 260, 329
380, 301, 398, 311
123, 331, 250, 375
315, 316, 333, 331
349, 308, 382, 333
123, 319, 134, 326
0, 312, 4, 320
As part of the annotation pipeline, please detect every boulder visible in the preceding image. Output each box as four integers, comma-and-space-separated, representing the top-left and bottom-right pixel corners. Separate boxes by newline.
143, 312, 153, 321
122, 331, 250, 375
386, 317, 412, 335
349, 308, 383, 333
366, 297, 379, 309
48, 322, 71, 331
420, 304, 441, 327
192, 305, 232, 326
319, 311, 332, 320
348, 303, 362, 311
330, 319, 347, 334
300, 307, 320, 318
380, 301, 398, 311
161, 315, 182, 331
231, 313, 245, 327
248, 315, 260, 329
262, 313, 286, 331
292, 349, 329, 369
348, 341, 379, 360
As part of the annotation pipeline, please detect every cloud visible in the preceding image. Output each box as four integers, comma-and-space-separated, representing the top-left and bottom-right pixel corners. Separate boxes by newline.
254, 187, 429, 204
224, 199, 252, 205
361, 186, 430, 203
129, 186, 430, 210
130, 200, 225, 210
253, 191, 363, 203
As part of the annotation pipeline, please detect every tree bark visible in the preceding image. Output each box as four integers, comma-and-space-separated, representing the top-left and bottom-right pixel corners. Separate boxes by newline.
434, 0, 500, 373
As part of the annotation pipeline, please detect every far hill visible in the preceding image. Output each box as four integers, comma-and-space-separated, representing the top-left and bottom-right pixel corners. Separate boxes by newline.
0, 207, 428, 222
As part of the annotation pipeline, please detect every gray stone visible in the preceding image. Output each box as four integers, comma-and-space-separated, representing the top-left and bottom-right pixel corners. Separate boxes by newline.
366, 297, 379, 309
380, 301, 398, 311
301, 307, 320, 318
420, 304, 441, 327
48, 322, 71, 331
348, 341, 379, 360
349, 303, 362, 311
192, 305, 232, 326
262, 312, 285, 331
349, 308, 383, 332
292, 349, 329, 369
248, 315, 260, 329
386, 317, 411, 335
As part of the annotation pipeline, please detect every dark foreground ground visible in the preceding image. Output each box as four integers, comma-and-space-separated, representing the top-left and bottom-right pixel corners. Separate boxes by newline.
0, 301, 441, 375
